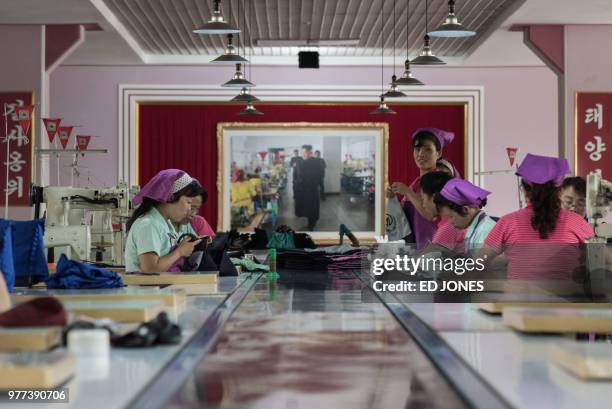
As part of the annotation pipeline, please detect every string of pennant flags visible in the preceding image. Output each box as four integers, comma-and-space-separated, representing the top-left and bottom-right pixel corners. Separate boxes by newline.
9, 105, 97, 154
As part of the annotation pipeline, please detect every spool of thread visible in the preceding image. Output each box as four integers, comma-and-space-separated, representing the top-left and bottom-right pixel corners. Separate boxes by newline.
68, 329, 110, 380
67, 329, 110, 358
268, 248, 277, 273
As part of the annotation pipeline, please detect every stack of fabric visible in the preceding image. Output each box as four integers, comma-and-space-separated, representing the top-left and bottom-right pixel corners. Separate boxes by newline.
277, 245, 370, 273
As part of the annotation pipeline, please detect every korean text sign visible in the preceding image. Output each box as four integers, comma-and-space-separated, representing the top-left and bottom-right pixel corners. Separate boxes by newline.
576, 92, 611, 180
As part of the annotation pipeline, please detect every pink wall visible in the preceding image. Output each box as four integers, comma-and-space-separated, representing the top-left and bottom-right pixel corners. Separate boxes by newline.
565, 25, 612, 169
49, 64, 558, 217
0, 25, 44, 220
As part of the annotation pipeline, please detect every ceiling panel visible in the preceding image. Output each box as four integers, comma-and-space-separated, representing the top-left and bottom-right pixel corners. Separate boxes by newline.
102, 0, 520, 59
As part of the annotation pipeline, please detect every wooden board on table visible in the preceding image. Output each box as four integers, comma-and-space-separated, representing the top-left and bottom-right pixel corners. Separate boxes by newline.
503, 307, 612, 333
166, 283, 222, 296
551, 343, 612, 380
62, 300, 165, 322
478, 302, 611, 314
121, 272, 218, 286
11, 287, 186, 308
0, 351, 76, 389
0, 327, 62, 352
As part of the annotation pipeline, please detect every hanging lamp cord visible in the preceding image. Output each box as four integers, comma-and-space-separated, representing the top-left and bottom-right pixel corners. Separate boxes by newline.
406, 0, 410, 58
381, 0, 384, 94
392, 0, 396, 76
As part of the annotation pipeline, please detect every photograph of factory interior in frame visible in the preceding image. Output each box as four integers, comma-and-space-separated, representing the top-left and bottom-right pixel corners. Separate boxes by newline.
218, 123, 388, 241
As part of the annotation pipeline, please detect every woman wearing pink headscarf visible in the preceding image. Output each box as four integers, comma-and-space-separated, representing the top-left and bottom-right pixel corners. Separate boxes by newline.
125, 169, 204, 273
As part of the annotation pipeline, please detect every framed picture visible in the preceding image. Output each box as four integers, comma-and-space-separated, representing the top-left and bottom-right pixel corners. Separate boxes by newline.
217, 122, 389, 243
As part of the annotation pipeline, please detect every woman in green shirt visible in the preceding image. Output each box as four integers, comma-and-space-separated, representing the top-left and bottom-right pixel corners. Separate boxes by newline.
125, 169, 204, 273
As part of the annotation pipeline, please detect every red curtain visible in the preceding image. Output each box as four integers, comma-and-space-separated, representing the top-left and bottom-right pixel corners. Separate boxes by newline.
139, 104, 465, 229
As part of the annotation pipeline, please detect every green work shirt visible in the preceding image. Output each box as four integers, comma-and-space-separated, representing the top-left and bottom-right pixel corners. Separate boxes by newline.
124, 207, 195, 272
464, 211, 497, 256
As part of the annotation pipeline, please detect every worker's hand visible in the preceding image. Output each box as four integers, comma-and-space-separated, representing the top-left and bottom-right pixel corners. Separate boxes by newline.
386, 186, 395, 198
176, 238, 201, 257
391, 182, 410, 197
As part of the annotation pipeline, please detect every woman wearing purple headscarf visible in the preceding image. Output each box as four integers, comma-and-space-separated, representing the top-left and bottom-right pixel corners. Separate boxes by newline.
388, 128, 456, 249
478, 154, 594, 280
124, 169, 205, 273
434, 178, 496, 257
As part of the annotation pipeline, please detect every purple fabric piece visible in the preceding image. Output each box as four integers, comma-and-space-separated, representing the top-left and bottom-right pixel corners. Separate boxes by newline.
412, 128, 455, 149
133, 169, 187, 206
516, 154, 571, 186
441, 178, 491, 207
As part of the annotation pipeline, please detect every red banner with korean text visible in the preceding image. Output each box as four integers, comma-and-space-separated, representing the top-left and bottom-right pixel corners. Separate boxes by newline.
576, 92, 612, 180
0, 92, 33, 206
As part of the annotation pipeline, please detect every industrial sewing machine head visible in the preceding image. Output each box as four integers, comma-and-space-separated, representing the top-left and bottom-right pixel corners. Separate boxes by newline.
585, 171, 612, 297
31, 182, 139, 264
586, 170, 612, 241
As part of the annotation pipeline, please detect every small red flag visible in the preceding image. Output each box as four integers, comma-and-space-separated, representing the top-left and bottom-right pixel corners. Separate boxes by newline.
43, 118, 62, 143
15, 105, 34, 135
57, 126, 73, 149
506, 147, 519, 167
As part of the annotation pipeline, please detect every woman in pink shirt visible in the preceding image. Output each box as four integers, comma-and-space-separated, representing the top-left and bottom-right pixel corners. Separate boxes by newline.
389, 128, 457, 250
418, 171, 466, 255
479, 154, 594, 280
188, 192, 216, 240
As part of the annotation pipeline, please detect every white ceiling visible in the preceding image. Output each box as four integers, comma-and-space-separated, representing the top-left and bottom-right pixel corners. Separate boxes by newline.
0, 0, 611, 66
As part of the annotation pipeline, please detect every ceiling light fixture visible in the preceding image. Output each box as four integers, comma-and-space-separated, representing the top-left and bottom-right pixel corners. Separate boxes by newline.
395, 0, 424, 86
231, 87, 260, 102
370, 0, 396, 115
222, 63, 255, 87
211, 34, 248, 64
238, 101, 264, 115
383, 0, 407, 98
237, 0, 263, 115
411, 0, 446, 65
428, 0, 476, 38
193, 0, 240, 35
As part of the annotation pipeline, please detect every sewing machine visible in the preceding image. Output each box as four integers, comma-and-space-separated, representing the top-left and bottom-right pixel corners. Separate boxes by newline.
32, 182, 139, 264
585, 171, 612, 294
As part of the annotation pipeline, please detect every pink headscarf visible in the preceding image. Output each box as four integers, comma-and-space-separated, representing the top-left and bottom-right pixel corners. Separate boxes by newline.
133, 169, 196, 206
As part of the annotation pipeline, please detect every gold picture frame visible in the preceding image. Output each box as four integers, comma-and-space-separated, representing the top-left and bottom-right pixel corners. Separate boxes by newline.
217, 122, 389, 244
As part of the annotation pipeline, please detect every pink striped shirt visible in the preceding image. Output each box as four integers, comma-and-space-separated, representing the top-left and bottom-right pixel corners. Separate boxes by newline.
432, 218, 466, 253
485, 207, 594, 280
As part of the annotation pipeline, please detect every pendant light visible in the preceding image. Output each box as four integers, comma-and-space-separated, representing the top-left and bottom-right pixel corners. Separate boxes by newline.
238, 101, 264, 115
222, 6, 251, 84
395, 0, 424, 86
211, 34, 248, 64
370, 0, 396, 115
428, 0, 475, 38
231, 87, 259, 102
193, 0, 240, 35
237, 0, 263, 115
370, 95, 396, 115
383, 0, 407, 98
411, 0, 445, 65
222, 63, 255, 87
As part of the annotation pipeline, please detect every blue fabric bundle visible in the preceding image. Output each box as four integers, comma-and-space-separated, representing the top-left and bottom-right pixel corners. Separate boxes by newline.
46, 254, 124, 289
0, 219, 15, 291
11, 219, 48, 287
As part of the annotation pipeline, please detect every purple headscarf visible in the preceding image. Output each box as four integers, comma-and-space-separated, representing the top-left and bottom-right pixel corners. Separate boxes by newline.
412, 128, 455, 150
516, 154, 571, 187
133, 169, 195, 206
441, 178, 491, 208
